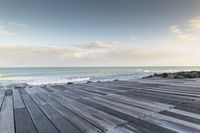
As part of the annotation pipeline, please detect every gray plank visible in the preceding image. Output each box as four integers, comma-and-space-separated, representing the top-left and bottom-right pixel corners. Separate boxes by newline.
77, 97, 175, 133
48, 92, 138, 133
14, 108, 38, 133
37, 93, 101, 133
26, 89, 81, 133
0, 89, 5, 110
0, 78, 198, 133
80, 92, 200, 132
13, 89, 25, 109
19, 89, 60, 133
54, 83, 200, 132
0, 96, 15, 133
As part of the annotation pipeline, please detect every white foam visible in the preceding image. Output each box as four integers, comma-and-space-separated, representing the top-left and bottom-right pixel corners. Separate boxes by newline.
0, 75, 90, 86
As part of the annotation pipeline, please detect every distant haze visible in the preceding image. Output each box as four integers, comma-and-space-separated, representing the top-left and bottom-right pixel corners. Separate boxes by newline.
1, 0, 200, 67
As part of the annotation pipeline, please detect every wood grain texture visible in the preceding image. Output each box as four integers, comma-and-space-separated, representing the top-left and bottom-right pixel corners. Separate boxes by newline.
1, 79, 200, 133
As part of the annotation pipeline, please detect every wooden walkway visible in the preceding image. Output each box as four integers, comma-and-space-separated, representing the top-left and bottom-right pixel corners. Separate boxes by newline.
1, 79, 200, 133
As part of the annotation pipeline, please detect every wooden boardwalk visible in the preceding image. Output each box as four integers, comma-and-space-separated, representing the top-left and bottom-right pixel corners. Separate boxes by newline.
1, 79, 200, 133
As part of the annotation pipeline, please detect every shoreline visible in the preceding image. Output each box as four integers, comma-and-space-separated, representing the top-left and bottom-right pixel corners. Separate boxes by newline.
1, 70, 200, 90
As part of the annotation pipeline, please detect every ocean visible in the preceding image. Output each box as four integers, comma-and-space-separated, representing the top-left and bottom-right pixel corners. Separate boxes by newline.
0, 66, 200, 87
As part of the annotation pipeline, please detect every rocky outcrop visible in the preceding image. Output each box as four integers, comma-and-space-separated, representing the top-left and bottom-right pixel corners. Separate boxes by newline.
143, 71, 200, 79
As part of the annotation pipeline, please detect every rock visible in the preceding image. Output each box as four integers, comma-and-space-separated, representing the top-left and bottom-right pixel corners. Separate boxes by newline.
14, 86, 24, 89
114, 79, 119, 81
181, 72, 192, 78
178, 72, 185, 77
167, 74, 174, 79
161, 73, 168, 78
191, 71, 199, 78
174, 74, 184, 79
87, 81, 92, 83
67, 82, 74, 84
143, 70, 200, 79
13, 83, 29, 89
153, 73, 159, 77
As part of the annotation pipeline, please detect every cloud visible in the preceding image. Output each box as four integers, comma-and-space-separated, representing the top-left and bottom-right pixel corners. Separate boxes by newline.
80, 41, 117, 49
0, 25, 14, 36
170, 16, 200, 42
0, 20, 27, 36
0, 22, 15, 36
170, 25, 182, 34
0, 30, 15, 36
1, 40, 200, 67
170, 25, 197, 41
0, 44, 113, 67
189, 16, 200, 31
130, 35, 139, 40
8, 21, 28, 28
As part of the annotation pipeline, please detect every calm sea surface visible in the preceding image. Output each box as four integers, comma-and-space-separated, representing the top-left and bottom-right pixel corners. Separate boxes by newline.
0, 67, 200, 86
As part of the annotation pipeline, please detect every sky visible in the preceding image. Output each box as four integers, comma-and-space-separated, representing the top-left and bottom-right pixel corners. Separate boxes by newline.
1, 0, 200, 67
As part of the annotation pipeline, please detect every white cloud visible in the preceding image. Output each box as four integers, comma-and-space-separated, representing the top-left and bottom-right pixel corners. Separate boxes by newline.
170, 25, 197, 41
130, 35, 139, 40
8, 21, 28, 28
0, 30, 14, 36
170, 25, 182, 34
1, 40, 200, 67
0, 22, 15, 36
170, 16, 200, 42
80, 41, 117, 49
189, 16, 200, 31
0, 20, 27, 36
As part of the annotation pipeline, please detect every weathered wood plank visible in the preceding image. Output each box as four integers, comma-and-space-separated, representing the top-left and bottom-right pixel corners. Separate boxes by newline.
47, 92, 139, 133
57, 83, 200, 130
13, 89, 25, 109
81, 95, 200, 132
0, 89, 5, 110
0, 96, 15, 133
14, 108, 38, 133
47, 92, 107, 131
26, 89, 82, 133
55, 91, 127, 124
77, 97, 176, 133
0, 78, 199, 133
19, 89, 60, 133
37, 93, 101, 133
13, 88, 38, 133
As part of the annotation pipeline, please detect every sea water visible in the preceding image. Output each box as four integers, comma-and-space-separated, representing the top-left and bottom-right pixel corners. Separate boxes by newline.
0, 67, 200, 87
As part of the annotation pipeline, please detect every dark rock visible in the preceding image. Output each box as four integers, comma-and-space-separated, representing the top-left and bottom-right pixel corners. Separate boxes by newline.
174, 74, 184, 79
181, 72, 192, 78
153, 73, 159, 77
67, 82, 74, 84
167, 74, 174, 79
191, 71, 199, 78
14, 86, 24, 89
143, 70, 200, 79
161, 73, 169, 78
87, 81, 92, 83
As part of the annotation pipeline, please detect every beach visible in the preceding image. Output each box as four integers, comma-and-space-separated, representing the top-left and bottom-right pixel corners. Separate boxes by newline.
1, 67, 200, 87
1, 78, 200, 133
